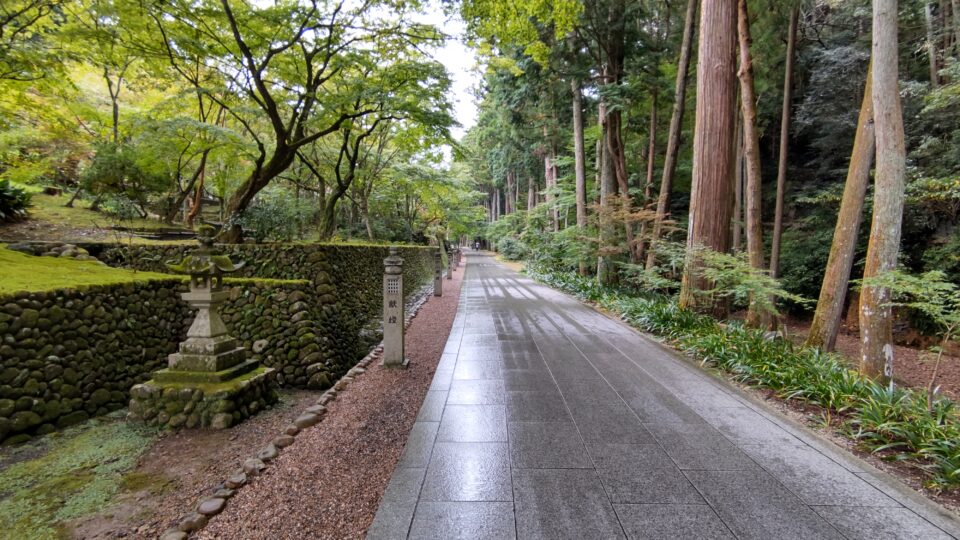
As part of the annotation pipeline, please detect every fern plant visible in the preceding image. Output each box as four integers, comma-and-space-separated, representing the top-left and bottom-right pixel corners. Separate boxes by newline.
0, 180, 32, 222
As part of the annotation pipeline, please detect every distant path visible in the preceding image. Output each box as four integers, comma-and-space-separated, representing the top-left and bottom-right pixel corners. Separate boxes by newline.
369, 252, 960, 539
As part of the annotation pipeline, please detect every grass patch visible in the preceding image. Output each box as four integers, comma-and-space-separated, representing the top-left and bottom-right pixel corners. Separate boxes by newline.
0, 246, 180, 295
0, 413, 158, 539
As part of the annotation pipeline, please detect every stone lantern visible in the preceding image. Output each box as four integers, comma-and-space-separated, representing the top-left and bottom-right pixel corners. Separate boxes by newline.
129, 226, 278, 430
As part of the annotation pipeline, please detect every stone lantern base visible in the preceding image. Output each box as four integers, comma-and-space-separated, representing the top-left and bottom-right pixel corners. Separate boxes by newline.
128, 366, 278, 430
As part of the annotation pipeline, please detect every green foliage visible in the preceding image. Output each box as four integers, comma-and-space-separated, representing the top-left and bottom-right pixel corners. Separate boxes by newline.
80, 142, 170, 216
496, 236, 529, 260
239, 189, 315, 243
0, 179, 32, 221
530, 265, 960, 488
687, 245, 811, 317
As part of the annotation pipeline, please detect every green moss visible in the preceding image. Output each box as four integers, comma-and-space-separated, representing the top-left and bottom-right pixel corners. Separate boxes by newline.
0, 246, 181, 295
144, 366, 273, 394
223, 277, 309, 286
25, 193, 169, 231
119, 471, 174, 496
0, 413, 158, 539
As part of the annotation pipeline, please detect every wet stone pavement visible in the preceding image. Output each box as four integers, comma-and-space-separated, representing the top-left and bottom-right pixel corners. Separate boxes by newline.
368, 253, 960, 540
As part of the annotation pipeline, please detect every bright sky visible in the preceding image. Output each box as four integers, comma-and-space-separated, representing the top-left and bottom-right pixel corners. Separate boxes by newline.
417, 7, 480, 141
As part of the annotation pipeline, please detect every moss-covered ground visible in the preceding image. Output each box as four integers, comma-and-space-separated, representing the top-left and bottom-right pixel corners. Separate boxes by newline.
0, 245, 180, 295
0, 412, 158, 539
21, 191, 168, 232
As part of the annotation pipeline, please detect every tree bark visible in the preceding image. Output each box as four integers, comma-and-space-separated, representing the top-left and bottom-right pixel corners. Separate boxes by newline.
953, 0, 960, 53
636, 91, 658, 264
679, 0, 738, 314
646, 0, 699, 269
732, 114, 744, 251
925, 3, 940, 87
572, 79, 589, 275
860, 0, 906, 383
769, 6, 799, 280
528, 177, 536, 212
598, 106, 618, 284
737, 0, 768, 328
807, 62, 875, 351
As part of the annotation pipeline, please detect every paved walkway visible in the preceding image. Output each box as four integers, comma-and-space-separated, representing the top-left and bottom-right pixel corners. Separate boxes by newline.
368, 253, 960, 539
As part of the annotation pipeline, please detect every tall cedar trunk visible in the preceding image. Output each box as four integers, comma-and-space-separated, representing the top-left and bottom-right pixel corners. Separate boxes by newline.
732, 115, 744, 251
769, 6, 799, 280
738, 0, 768, 328
807, 61, 875, 351
647, 0, 699, 269
573, 80, 589, 275
860, 0, 907, 382
598, 108, 618, 284
926, 3, 940, 87
678, 0, 738, 314
528, 177, 536, 212
608, 110, 637, 262
636, 91, 658, 263
506, 171, 515, 214
954, 0, 960, 53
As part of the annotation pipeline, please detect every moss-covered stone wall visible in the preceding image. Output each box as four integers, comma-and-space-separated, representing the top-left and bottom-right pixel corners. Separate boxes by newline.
94, 243, 436, 380
0, 243, 435, 444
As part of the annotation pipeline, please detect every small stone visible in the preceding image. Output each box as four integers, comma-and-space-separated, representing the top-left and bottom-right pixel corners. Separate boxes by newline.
178, 513, 208, 532
225, 473, 247, 489
160, 530, 188, 540
252, 339, 269, 353
213, 488, 235, 498
273, 434, 295, 448
257, 444, 279, 462
294, 413, 320, 429
304, 404, 327, 416
197, 497, 226, 516
211, 412, 233, 429
242, 458, 265, 476
283, 424, 300, 436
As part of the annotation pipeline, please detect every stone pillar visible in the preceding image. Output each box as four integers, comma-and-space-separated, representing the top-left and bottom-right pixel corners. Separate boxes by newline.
447, 248, 454, 280
433, 248, 443, 297
382, 247, 408, 368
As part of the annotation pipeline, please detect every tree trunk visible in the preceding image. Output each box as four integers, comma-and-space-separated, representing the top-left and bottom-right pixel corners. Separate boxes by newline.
679, 0, 738, 314
769, 6, 799, 280
185, 151, 209, 227
953, 0, 960, 53
925, 3, 940, 87
807, 62, 875, 351
860, 0, 906, 383
646, 0, 699, 269
738, 0, 768, 328
528, 177, 536, 212
506, 171, 515, 214
636, 91, 658, 264
732, 114, 744, 251
598, 107, 618, 285
573, 79, 589, 275
220, 149, 297, 243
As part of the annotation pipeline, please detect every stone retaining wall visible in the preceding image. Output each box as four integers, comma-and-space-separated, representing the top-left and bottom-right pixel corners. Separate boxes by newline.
0, 243, 436, 444
93, 243, 435, 379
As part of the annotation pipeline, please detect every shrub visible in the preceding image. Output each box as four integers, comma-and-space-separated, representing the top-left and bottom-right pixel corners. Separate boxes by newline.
496, 236, 529, 261
0, 179, 32, 222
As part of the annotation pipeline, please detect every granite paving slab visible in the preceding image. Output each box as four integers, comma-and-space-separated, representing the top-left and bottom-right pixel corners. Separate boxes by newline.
367, 253, 960, 539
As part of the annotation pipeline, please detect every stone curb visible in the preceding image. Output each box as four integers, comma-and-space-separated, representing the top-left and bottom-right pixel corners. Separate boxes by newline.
160, 285, 436, 539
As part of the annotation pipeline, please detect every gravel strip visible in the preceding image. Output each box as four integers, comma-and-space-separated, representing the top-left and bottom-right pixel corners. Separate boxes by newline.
196, 264, 465, 539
